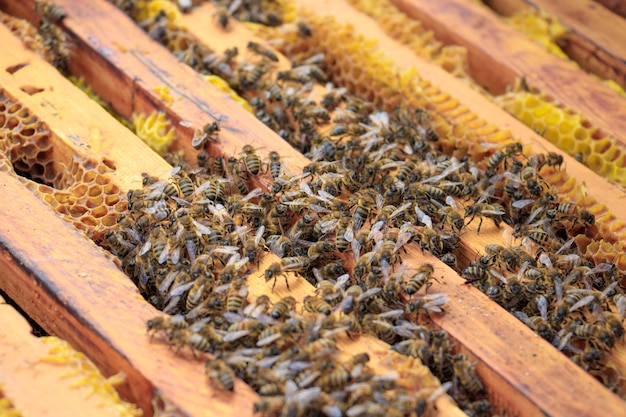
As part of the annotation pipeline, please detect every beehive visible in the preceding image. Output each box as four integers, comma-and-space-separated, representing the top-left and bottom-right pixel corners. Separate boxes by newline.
0, 1, 625, 417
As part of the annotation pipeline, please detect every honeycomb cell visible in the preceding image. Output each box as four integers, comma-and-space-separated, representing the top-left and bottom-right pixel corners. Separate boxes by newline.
69, 205, 88, 218
95, 174, 108, 186
103, 183, 119, 195
87, 184, 103, 197
91, 205, 108, 218
6, 116, 19, 129
105, 194, 120, 206
73, 183, 88, 197
80, 216, 98, 228
102, 215, 117, 227
86, 195, 104, 209
83, 170, 96, 183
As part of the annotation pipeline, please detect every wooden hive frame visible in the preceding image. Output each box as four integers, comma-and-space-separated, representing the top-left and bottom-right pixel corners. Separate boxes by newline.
0, 0, 625, 416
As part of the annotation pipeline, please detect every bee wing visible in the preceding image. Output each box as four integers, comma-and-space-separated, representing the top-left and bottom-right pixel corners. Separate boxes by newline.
445, 196, 457, 210
514, 311, 532, 327
538, 296, 548, 320
378, 309, 404, 320
375, 193, 384, 211
158, 269, 179, 295
415, 206, 432, 229
257, 332, 282, 347
169, 281, 195, 297
556, 237, 576, 255
616, 296, 626, 320
351, 239, 362, 261
242, 187, 263, 202
394, 232, 412, 253
254, 225, 265, 244
158, 239, 171, 264
335, 274, 350, 290
139, 239, 152, 256
309, 203, 331, 213
357, 287, 381, 302
191, 129, 208, 148
192, 220, 213, 236
538, 253, 553, 269
186, 240, 197, 265
300, 181, 314, 196
212, 246, 241, 255
481, 208, 506, 216
428, 381, 453, 403
601, 281, 619, 299
170, 245, 181, 265
511, 199, 535, 210
223, 330, 251, 343
569, 295, 597, 313
380, 160, 405, 171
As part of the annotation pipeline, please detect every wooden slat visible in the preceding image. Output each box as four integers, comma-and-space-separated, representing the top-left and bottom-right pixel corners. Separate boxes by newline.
487, 0, 626, 90
0, 296, 135, 417
592, 0, 626, 18
391, 0, 626, 147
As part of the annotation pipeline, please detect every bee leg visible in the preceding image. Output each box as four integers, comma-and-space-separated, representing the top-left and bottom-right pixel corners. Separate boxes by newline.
284, 276, 290, 291
476, 217, 483, 234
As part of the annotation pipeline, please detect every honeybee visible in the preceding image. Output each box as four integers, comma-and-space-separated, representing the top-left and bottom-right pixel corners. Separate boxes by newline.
271, 296, 296, 319
464, 203, 505, 233
452, 354, 483, 394
35, 0, 66, 21
192, 120, 221, 149
214, 7, 231, 30
206, 359, 235, 391
406, 264, 434, 295
485, 142, 524, 173
226, 285, 249, 313
303, 295, 332, 316
264, 256, 310, 290
405, 293, 448, 315
147, 314, 188, 337
240, 145, 262, 175
247, 41, 279, 62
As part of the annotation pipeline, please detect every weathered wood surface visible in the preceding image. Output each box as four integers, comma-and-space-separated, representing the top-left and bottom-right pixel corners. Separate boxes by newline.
0, 295, 131, 417
391, 0, 626, 148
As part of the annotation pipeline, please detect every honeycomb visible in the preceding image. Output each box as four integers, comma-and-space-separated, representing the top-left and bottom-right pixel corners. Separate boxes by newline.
346, 0, 473, 81
131, 111, 176, 155
495, 89, 626, 185
0, 12, 47, 65
38, 337, 142, 417
499, 7, 626, 96
0, 88, 125, 242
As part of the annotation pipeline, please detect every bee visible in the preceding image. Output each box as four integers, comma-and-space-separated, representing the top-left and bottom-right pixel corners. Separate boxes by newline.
568, 323, 615, 349
464, 203, 505, 233
452, 354, 483, 394
485, 142, 524, 173
307, 240, 334, 259
484, 244, 520, 271
271, 296, 297, 319
440, 253, 457, 269
226, 285, 248, 313
406, 264, 434, 295
303, 295, 332, 316
406, 293, 448, 315
247, 41, 279, 62
205, 359, 235, 391
315, 366, 351, 390
240, 145, 262, 175
527, 152, 564, 171
146, 314, 188, 337
391, 339, 432, 364
266, 151, 284, 179
414, 382, 453, 417
462, 261, 489, 283
185, 276, 212, 312
39, 18, 70, 70
192, 120, 221, 149
214, 7, 230, 30
352, 194, 375, 233
243, 226, 265, 266
264, 256, 310, 290
330, 123, 367, 137
240, 62, 268, 89
35, 1, 67, 21
297, 21, 312, 37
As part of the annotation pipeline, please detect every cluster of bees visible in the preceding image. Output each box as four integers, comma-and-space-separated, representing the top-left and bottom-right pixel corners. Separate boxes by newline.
98, 0, 625, 412
32, 0, 70, 71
